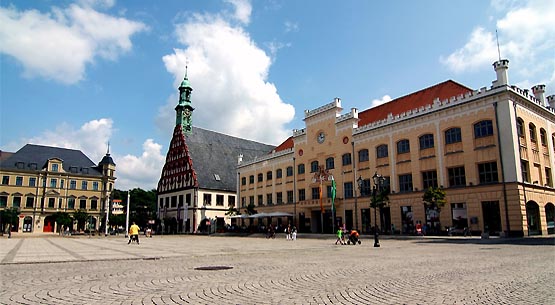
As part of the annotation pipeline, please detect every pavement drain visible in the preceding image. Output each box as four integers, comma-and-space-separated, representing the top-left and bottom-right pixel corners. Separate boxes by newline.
194, 266, 233, 271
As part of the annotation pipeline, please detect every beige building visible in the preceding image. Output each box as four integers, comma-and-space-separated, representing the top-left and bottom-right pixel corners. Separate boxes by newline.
237, 59, 555, 237
0, 144, 116, 234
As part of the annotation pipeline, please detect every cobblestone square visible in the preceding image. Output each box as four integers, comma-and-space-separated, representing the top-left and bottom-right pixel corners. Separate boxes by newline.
0, 235, 553, 304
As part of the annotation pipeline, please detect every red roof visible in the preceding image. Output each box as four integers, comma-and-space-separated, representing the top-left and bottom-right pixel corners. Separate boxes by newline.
358, 80, 472, 126
273, 80, 472, 153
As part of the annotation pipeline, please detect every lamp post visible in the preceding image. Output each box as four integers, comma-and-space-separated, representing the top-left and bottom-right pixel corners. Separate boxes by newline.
372, 172, 384, 248
356, 176, 363, 232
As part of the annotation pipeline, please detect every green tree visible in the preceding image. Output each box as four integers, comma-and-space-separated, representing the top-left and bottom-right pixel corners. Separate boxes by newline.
244, 202, 257, 215
72, 209, 89, 231
52, 212, 72, 234
112, 188, 156, 229
370, 186, 390, 230
225, 206, 240, 216
0, 208, 20, 236
422, 187, 447, 233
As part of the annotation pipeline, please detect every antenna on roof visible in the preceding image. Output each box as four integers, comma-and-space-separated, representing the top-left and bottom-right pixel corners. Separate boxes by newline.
185, 58, 189, 79
107, 141, 110, 155
496, 29, 501, 61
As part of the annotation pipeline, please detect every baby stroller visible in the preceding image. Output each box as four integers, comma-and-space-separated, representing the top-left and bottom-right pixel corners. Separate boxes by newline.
347, 230, 361, 245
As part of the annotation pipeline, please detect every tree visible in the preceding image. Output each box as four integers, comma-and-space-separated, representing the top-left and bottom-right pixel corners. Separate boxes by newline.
112, 188, 156, 228
0, 208, 20, 237
225, 206, 240, 216
422, 187, 447, 234
52, 212, 72, 234
244, 203, 257, 215
72, 209, 89, 231
370, 186, 390, 230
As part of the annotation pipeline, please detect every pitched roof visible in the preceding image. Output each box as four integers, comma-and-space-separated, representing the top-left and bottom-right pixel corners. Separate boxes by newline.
185, 127, 275, 192
273, 136, 293, 153
358, 80, 472, 126
0, 144, 103, 176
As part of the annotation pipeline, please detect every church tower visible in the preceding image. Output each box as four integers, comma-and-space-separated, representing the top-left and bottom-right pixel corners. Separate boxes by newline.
175, 67, 194, 135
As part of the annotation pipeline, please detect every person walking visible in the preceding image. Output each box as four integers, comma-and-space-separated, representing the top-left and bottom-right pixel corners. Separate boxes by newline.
128, 222, 140, 244
335, 227, 344, 245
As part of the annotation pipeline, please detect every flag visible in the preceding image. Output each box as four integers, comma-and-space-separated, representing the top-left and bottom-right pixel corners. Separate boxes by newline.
331, 177, 337, 212
319, 183, 324, 212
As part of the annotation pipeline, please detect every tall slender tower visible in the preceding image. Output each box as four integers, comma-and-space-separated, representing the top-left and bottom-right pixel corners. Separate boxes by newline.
176, 67, 194, 135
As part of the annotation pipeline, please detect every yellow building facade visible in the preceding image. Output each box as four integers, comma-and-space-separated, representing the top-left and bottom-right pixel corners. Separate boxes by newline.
237, 60, 555, 237
0, 144, 116, 234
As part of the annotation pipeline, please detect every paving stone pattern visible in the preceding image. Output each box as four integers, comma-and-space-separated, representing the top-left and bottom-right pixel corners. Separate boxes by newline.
0, 235, 553, 305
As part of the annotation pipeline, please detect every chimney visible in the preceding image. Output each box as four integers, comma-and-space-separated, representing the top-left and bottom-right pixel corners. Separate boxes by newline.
532, 85, 546, 106
492, 59, 509, 87
548, 95, 555, 109
237, 154, 243, 165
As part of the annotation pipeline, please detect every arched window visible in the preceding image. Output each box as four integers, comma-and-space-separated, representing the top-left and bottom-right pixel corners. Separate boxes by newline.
358, 149, 369, 162
266, 171, 272, 180
310, 161, 319, 173
286, 166, 293, 177
376, 144, 388, 158
474, 120, 494, 138
257, 173, 263, 182
276, 169, 283, 178
529, 123, 537, 142
397, 139, 410, 154
516, 118, 525, 137
297, 164, 305, 174
419, 134, 434, 150
325, 157, 335, 169
342, 153, 352, 166
540, 128, 547, 146
445, 127, 462, 144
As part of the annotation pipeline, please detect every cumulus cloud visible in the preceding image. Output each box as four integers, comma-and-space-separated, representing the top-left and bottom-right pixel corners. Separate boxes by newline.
157, 2, 295, 145
440, 0, 555, 90
225, 0, 252, 24
0, 3, 146, 84
370, 95, 392, 108
5, 118, 164, 190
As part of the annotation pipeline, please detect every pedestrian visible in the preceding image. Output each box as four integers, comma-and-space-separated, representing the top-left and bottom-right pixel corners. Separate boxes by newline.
335, 227, 343, 245
291, 226, 297, 240
128, 222, 140, 244
391, 223, 395, 235
286, 224, 291, 240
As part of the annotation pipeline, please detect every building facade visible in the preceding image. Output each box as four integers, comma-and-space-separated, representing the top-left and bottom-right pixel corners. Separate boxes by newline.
237, 59, 555, 237
0, 144, 116, 233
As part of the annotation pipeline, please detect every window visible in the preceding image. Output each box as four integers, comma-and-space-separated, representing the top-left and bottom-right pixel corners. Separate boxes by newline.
344, 182, 353, 199
286, 166, 293, 177
478, 162, 499, 184
13, 196, 21, 208
80, 199, 86, 209
16, 176, 23, 186
516, 118, 524, 137
310, 161, 319, 173
249, 196, 255, 206
419, 134, 434, 150
311, 187, 320, 200
58, 198, 62, 209
203, 194, 212, 205
376, 144, 388, 158
26, 197, 34, 208
241, 177, 246, 186
397, 139, 410, 154
399, 174, 413, 192
276, 169, 283, 178
276, 192, 283, 204
2, 176, 9, 185
60, 179, 64, 189
228, 196, 235, 207
359, 179, 371, 197
249, 175, 254, 184
52, 164, 59, 172
358, 149, 369, 162
29, 177, 36, 187
287, 190, 294, 203
81, 181, 88, 190
70, 180, 76, 189
266, 194, 273, 205
258, 195, 263, 206
521, 160, 530, 182
216, 195, 224, 206
92, 182, 99, 191
540, 129, 547, 146
50, 178, 57, 188
258, 173, 263, 182
545, 168, 552, 187
448, 166, 466, 187
529, 123, 537, 142
422, 170, 438, 189
474, 120, 493, 138
16, 162, 24, 169
68, 198, 75, 209
325, 157, 335, 169
49, 198, 55, 208
298, 189, 306, 201
0, 196, 6, 208
342, 153, 352, 166
445, 128, 462, 144
214, 174, 221, 181
298, 164, 305, 174
267, 171, 273, 180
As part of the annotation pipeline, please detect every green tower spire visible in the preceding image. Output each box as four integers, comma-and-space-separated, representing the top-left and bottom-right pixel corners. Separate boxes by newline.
175, 65, 194, 135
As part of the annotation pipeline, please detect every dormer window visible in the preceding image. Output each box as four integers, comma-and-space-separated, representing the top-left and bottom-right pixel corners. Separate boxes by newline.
16, 162, 24, 169
82, 168, 89, 174
214, 174, 221, 181
52, 164, 59, 172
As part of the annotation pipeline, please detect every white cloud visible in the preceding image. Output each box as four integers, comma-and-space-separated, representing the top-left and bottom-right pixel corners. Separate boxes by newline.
158, 7, 295, 145
225, 0, 252, 24
284, 21, 299, 33
5, 119, 164, 190
440, 0, 555, 90
0, 3, 146, 84
370, 95, 392, 108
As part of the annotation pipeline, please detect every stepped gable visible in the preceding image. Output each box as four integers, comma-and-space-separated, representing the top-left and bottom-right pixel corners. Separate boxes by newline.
157, 125, 198, 193
358, 80, 472, 126
185, 126, 275, 192
0, 144, 102, 175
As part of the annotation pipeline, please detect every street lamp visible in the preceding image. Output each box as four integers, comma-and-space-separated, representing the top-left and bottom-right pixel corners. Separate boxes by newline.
372, 172, 384, 248
356, 176, 363, 232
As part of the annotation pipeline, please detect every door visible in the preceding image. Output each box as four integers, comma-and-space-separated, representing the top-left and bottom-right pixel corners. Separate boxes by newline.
526, 201, 541, 235
482, 201, 501, 235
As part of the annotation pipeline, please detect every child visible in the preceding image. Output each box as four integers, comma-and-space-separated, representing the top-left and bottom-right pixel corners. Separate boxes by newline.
335, 228, 344, 245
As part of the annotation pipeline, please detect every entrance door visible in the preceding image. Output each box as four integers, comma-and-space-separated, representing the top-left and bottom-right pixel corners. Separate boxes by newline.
345, 210, 353, 231
23, 216, 32, 232
43, 216, 55, 232
482, 201, 501, 235
382, 207, 391, 234
526, 201, 541, 235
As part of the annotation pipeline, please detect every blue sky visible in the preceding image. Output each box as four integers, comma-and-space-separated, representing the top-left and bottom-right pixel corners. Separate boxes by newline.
1, 0, 554, 190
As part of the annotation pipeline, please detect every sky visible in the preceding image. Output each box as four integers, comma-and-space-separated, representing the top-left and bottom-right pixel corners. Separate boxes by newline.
1, 0, 554, 191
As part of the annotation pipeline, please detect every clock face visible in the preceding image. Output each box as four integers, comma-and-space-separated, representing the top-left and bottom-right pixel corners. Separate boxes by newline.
317, 132, 325, 144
